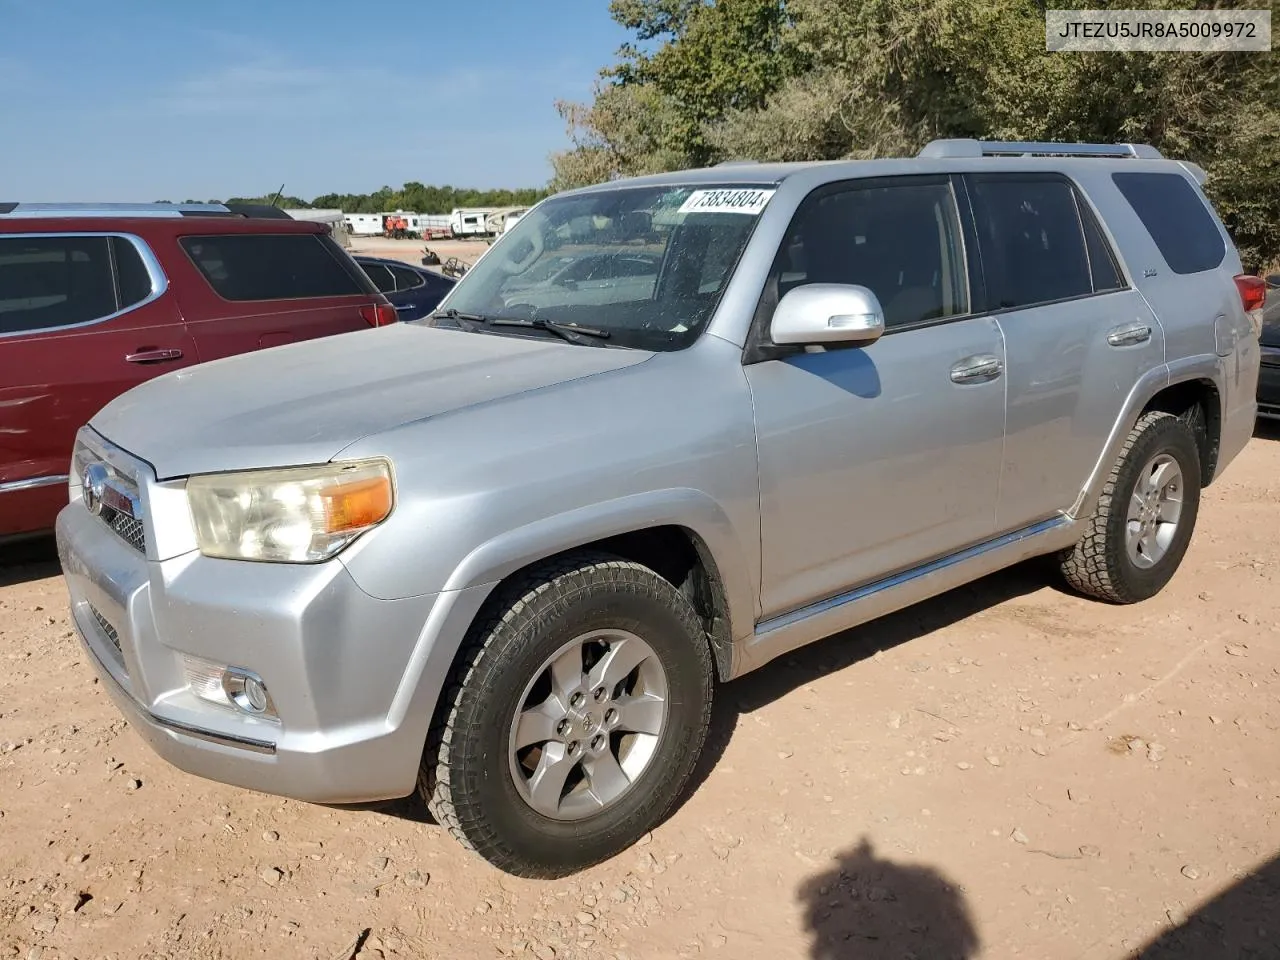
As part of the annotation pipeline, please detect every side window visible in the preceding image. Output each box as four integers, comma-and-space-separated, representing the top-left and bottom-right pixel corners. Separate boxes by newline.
0, 236, 116, 335
968, 177, 1092, 309
111, 237, 156, 308
387, 265, 425, 291
1111, 171, 1225, 275
361, 262, 397, 293
775, 180, 969, 328
1079, 202, 1124, 293
180, 234, 368, 301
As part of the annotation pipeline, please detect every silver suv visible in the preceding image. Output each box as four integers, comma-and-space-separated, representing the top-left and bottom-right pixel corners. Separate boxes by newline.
56, 140, 1263, 878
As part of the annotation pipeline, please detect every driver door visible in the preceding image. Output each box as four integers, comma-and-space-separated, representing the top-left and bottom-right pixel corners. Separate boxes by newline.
745, 176, 1007, 619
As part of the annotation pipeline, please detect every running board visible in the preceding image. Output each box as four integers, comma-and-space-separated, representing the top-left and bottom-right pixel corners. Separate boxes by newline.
732, 516, 1079, 679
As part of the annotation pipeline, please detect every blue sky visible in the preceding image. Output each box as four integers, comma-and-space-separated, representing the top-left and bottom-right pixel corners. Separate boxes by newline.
0, 0, 629, 201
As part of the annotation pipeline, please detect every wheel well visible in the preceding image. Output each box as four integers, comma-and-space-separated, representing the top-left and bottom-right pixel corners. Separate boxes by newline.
487, 526, 735, 681
1142, 379, 1222, 485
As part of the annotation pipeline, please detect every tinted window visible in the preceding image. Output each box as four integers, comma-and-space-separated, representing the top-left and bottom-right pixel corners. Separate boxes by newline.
112, 237, 155, 307
1080, 202, 1124, 293
969, 177, 1092, 309
181, 234, 367, 301
360, 261, 396, 293
776, 180, 969, 328
1112, 171, 1225, 275
0, 236, 117, 334
388, 264, 425, 291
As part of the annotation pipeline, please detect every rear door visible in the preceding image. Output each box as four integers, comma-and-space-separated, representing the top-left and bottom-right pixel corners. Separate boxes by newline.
966, 173, 1165, 531
172, 229, 384, 359
0, 231, 198, 537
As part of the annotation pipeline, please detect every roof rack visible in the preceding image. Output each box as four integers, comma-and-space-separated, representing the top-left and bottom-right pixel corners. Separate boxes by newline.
918, 139, 1164, 160
0, 202, 294, 220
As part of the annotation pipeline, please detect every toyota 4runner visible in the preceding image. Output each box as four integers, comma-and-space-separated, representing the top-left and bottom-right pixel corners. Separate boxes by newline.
55, 140, 1264, 878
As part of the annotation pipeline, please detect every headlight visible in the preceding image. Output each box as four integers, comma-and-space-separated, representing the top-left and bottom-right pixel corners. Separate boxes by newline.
186, 459, 394, 563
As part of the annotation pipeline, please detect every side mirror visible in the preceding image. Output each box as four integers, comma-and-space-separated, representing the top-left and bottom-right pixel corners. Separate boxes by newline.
770, 283, 886, 346
1265, 274, 1280, 288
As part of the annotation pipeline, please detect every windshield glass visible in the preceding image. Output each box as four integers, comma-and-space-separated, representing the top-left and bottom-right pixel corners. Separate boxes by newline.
423, 183, 775, 350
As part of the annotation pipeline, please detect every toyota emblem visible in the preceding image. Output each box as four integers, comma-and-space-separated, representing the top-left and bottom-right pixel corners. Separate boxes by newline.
82, 463, 110, 517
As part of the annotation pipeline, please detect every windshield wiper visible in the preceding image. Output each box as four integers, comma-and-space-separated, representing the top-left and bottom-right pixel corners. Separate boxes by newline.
489, 317, 612, 346
427, 308, 490, 331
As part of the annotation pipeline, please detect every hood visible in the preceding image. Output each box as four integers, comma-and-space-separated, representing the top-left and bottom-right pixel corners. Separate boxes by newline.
91, 324, 651, 479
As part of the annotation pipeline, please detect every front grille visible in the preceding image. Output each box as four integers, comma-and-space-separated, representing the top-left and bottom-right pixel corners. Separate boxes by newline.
88, 603, 126, 671
105, 509, 146, 553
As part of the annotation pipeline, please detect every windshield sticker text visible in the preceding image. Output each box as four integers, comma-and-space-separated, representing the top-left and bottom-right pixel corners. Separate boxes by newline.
677, 189, 776, 216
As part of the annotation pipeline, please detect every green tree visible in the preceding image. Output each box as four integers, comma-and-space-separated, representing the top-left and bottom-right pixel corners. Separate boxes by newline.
553, 0, 1279, 267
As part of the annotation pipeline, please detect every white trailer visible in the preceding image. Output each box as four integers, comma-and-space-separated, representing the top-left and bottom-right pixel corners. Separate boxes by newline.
344, 213, 384, 236
450, 207, 505, 238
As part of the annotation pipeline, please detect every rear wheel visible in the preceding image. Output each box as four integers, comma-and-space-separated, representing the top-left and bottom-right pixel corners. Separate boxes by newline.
1059, 411, 1202, 603
420, 553, 714, 877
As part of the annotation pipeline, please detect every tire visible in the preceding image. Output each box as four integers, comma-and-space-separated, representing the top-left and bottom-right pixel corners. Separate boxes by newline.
419, 552, 714, 877
1059, 411, 1202, 603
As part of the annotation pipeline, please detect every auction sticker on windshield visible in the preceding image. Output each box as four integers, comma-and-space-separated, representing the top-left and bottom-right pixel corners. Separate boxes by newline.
678, 188, 776, 215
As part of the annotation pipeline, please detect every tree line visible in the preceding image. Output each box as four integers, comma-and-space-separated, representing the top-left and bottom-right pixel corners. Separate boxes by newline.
180, 183, 550, 215
551, 0, 1280, 269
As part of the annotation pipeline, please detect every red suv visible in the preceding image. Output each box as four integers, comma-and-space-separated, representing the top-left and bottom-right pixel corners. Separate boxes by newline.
0, 202, 397, 542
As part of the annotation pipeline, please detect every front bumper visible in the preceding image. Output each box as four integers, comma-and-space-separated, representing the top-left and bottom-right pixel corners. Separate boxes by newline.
56, 492, 454, 804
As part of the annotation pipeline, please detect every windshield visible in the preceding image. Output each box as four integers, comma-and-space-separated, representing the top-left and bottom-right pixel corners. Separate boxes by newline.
424, 183, 775, 350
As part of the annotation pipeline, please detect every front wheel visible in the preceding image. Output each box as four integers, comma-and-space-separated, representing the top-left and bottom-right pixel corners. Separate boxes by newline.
420, 553, 714, 877
1059, 411, 1202, 603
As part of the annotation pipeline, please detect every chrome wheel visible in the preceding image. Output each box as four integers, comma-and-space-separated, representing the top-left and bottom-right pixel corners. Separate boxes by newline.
508, 629, 669, 821
1125, 453, 1184, 569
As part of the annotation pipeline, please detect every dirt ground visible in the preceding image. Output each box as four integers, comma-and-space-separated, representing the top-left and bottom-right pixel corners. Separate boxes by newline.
347, 235, 491, 271
3, 424, 1279, 960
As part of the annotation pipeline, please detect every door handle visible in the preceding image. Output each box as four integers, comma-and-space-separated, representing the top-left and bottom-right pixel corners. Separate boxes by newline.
950, 354, 1003, 384
125, 348, 184, 364
1107, 322, 1152, 347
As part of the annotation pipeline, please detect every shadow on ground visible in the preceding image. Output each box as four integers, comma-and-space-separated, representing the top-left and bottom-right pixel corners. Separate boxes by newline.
0, 535, 61, 588
799, 836, 979, 959
1126, 853, 1280, 959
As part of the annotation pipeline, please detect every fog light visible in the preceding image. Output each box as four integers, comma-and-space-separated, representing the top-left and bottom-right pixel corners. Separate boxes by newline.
180, 655, 277, 719
223, 668, 275, 717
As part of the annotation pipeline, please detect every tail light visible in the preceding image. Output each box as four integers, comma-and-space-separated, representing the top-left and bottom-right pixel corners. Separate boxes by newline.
360, 302, 398, 327
1235, 274, 1266, 338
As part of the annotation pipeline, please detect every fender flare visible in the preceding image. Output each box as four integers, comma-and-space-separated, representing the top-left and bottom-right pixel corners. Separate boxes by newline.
1070, 355, 1225, 520
443, 487, 758, 653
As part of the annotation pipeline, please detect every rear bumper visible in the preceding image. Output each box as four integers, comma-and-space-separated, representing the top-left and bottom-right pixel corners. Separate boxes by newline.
1258, 349, 1280, 419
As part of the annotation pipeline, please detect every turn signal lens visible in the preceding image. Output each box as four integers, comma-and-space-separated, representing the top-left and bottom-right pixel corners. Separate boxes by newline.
320, 475, 394, 533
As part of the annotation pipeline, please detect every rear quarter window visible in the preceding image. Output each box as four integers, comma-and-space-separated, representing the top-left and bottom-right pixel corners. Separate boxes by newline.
180, 233, 374, 301
1111, 171, 1226, 275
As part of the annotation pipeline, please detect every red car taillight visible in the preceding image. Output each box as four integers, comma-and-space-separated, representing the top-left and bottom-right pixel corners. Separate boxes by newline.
1235, 274, 1267, 338
1235, 274, 1267, 313
360, 302, 398, 327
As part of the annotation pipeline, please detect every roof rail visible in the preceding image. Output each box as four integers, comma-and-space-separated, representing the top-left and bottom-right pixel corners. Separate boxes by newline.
0, 202, 292, 220
918, 139, 1164, 160
713, 159, 761, 166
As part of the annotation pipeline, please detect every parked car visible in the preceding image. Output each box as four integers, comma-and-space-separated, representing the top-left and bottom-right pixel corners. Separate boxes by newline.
0, 201, 396, 542
1258, 273, 1280, 420
352, 255, 456, 322
56, 140, 1262, 879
